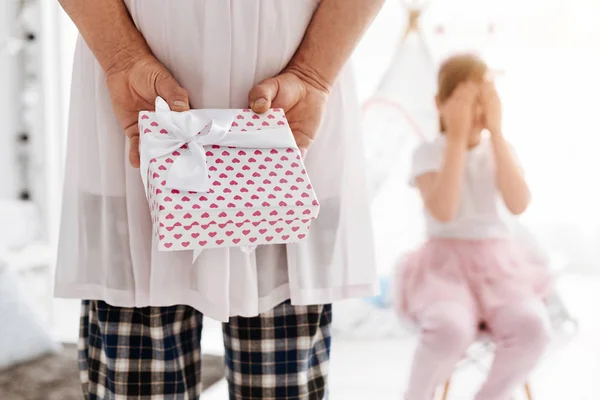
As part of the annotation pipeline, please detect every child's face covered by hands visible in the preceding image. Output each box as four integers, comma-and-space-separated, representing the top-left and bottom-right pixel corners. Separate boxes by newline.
439, 76, 505, 148
438, 79, 486, 148
467, 77, 502, 143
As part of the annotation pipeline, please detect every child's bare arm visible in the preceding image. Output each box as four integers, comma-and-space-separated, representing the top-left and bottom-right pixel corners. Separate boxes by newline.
491, 135, 531, 214
481, 80, 531, 214
416, 140, 467, 222
416, 82, 477, 222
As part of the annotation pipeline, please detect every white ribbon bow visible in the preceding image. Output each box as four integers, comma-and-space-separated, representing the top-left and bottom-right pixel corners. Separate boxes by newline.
140, 97, 297, 195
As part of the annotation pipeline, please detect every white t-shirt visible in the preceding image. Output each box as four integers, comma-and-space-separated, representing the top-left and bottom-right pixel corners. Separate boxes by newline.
409, 134, 519, 239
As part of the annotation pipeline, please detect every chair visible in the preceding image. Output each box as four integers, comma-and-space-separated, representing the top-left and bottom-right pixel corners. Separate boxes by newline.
440, 378, 533, 400
395, 225, 579, 399
436, 289, 578, 400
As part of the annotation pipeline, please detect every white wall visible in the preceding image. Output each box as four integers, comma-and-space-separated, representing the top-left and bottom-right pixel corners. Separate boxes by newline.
0, 0, 20, 199
0, 0, 75, 242
37, 0, 72, 246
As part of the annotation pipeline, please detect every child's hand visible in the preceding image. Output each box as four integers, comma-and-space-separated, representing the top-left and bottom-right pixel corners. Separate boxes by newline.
440, 82, 478, 145
481, 79, 502, 136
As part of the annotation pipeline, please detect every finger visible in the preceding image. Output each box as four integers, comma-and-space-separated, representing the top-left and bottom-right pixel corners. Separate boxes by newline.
452, 82, 468, 97
452, 85, 470, 104
480, 81, 496, 101
459, 85, 478, 105
479, 86, 490, 103
293, 131, 314, 153
487, 81, 499, 96
124, 122, 139, 139
299, 147, 308, 160
464, 81, 479, 96
484, 73, 497, 89
248, 77, 279, 114
453, 82, 473, 101
155, 71, 190, 112
129, 135, 140, 168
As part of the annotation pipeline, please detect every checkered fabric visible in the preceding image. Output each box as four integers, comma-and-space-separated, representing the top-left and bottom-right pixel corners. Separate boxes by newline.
78, 300, 203, 399
78, 300, 331, 399
224, 302, 332, 400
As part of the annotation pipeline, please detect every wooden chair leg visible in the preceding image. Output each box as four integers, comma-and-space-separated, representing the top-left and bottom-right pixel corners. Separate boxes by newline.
441, 378, 451, 400
524, 383, 533, 400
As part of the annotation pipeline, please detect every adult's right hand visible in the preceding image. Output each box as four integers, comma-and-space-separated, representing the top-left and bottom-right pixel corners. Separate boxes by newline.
440, 81, 478, 144
105, 55, 190, 168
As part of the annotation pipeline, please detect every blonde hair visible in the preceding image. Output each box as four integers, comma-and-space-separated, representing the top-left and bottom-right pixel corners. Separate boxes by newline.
437, 53, 489, 132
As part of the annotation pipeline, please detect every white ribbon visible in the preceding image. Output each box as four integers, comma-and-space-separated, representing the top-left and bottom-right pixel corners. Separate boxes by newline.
140, 97, 297, 195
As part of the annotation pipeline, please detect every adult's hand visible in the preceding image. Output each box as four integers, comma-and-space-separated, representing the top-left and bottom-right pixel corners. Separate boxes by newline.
105, 55, 190, 167
58, 0, 190, 167
248, 69, 330, 158
246, 0, 384, 156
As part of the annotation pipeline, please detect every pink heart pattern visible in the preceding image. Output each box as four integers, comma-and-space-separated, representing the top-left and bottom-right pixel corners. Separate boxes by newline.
141, 108, 319, 251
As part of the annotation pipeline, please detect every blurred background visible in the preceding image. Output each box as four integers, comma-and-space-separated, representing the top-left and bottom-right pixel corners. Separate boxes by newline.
1, 0, 599, 398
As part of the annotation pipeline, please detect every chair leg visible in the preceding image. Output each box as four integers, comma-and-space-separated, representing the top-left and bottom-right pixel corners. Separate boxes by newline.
441, 378, 451, 400
438, 378, 532, 400
524, 383, 533, 400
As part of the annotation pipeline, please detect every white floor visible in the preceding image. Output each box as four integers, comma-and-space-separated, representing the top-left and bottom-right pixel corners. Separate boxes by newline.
201, 274, 600, 399
51, 274, 600, 399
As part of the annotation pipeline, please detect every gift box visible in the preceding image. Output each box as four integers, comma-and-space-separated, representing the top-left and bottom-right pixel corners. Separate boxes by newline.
139, 97, 320, 258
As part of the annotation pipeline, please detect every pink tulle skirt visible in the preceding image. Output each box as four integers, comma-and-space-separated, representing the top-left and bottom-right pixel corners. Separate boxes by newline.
395, 238, 553, 321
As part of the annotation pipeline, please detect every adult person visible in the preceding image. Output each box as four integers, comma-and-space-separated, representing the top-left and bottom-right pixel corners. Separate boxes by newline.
55, 0, 382, 398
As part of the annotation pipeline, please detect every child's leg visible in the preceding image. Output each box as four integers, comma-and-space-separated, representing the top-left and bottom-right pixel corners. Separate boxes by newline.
475, 300, 551, 400
405, 302, 478, 400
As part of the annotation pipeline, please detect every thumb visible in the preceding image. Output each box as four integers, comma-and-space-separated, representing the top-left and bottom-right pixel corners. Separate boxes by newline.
155, 71, 190, 112
249, 77, 279, 114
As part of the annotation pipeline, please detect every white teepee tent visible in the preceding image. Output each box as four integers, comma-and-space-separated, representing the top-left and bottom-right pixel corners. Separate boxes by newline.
370, 2, 438, 117
362, 0, 439, 197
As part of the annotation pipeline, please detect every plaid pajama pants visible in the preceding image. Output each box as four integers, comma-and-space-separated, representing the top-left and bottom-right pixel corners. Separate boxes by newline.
78, 300, 331, 399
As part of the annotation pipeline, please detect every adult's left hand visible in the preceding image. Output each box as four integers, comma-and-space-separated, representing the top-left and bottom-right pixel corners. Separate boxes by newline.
248, 69, 330, 158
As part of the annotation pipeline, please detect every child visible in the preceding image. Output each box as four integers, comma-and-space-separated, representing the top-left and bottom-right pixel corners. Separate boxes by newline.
395, 54, 553, 400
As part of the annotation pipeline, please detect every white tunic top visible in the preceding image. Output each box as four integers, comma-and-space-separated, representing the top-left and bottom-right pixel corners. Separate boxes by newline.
409, 135, 519, 240
54, 0, 378, 322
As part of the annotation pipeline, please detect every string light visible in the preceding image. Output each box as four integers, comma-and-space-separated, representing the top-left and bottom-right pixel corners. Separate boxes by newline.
0, 1, 34, 55
2, 0, 39, 200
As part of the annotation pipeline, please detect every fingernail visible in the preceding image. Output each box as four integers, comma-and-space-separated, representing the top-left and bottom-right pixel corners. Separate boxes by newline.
252, 98, 267, 108
173, 100, 188, 108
